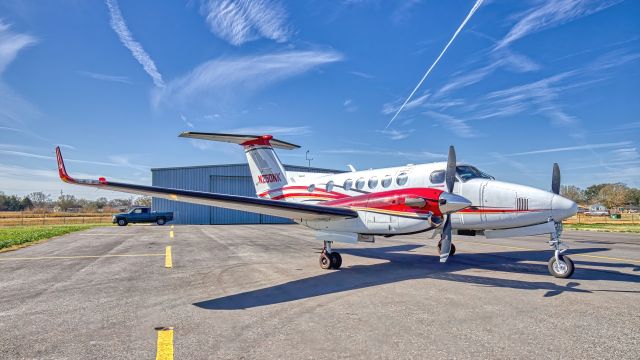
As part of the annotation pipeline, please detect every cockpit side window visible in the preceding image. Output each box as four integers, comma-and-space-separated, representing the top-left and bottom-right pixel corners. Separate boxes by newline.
429, 170, 445, 184
455, 165, 494, 182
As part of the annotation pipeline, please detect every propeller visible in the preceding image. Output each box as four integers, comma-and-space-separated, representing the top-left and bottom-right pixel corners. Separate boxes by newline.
439, 146, 457, 263
551, 162, 560, 195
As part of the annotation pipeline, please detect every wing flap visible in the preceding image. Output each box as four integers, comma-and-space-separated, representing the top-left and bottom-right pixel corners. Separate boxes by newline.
55, 147, 356, 221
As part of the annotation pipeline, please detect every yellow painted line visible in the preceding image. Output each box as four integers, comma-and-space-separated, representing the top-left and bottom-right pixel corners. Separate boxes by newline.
155, 327, 174, 360
165, 246, 172, 268
169, 230, 174, 239
170, 225, 174, 229
0, 253, 164, 261
463, 240, 640, 264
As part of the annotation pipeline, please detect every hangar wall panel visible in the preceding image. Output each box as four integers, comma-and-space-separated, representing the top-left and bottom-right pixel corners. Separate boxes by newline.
152, 163, 341, 225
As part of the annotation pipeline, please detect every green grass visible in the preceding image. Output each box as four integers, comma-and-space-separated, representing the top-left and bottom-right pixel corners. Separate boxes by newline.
0, 224, 109, 251
564, 223, 640, 233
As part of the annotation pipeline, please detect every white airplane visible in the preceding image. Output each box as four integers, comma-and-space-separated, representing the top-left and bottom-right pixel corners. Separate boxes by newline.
55, 132, 578, 278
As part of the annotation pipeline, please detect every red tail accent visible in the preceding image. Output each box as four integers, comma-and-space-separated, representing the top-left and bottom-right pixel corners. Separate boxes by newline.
240, 135, 273, 147
56, 147, 75, 183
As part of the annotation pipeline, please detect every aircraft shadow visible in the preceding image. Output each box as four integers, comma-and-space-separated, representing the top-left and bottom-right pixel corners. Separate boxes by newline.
194, 244, 640, 310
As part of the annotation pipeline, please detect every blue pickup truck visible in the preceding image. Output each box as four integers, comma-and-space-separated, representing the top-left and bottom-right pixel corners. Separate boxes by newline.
112, 207, 174, 226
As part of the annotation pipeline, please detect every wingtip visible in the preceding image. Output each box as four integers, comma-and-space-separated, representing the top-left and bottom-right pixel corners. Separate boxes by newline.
55, 146, 74, 183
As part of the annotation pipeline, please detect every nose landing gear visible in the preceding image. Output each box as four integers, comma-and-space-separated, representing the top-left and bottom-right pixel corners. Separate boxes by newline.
319, 240, 342, 270
548, 221, 574, 278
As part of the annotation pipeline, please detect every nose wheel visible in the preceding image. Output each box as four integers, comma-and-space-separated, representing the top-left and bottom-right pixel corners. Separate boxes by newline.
319, 241, 342, 270
548, 220, 574, 278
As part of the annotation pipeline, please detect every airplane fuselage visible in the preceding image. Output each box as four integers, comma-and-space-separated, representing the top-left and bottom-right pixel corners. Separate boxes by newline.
262, 162, 577, 236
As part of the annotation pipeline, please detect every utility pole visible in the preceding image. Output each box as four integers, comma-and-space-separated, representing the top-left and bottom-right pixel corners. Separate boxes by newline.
305, 150, 313, 171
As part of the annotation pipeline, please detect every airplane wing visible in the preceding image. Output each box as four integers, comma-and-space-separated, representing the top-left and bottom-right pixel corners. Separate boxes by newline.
55, 147, 357, 221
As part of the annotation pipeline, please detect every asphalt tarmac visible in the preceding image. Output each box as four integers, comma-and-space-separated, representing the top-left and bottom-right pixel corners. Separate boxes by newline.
0, 225, 638, 359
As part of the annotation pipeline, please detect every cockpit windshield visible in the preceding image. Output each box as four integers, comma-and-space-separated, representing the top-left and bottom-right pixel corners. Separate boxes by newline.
456, 165, 494, 182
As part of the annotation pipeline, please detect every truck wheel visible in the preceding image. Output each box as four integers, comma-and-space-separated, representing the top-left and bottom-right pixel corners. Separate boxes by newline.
157, 218, 166, 225
117, 219, 127, 226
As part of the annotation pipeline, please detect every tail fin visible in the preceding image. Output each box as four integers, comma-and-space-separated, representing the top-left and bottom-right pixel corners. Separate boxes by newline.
179, 132, 300, 196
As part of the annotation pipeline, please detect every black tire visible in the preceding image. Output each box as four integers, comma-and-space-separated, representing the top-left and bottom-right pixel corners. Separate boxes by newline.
319, 252, 332, 270
157, 218, 166, 225
437, 241, 456, 257
117, 219, 127, 226
330, 252, 342, 269
548, 255, 575, 278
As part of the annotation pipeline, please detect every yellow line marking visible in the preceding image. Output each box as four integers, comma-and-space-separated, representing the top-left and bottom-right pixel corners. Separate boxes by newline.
170, 225, 174, 229
169, 230, 174, 239
165, 246, 172, 268
463, 240, 640, 264
155, 327, 174, 360
0, 253, 164, 261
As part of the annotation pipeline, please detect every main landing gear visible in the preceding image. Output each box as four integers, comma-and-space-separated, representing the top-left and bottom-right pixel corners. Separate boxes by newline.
319, 241, 342, 270
548, 221, 575, 278
437, 240, 456, 257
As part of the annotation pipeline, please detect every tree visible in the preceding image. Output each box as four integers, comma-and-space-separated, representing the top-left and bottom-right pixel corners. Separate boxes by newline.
560, 185, 585, 204
27, 192, 51, 209
597, 183, 629, 210
57, 194, 78, 212
134, 196, 152, 207
627, 188, 640, 206
95, 197, 108, 210
584, 184, 609, 204
20, 197, 33, 210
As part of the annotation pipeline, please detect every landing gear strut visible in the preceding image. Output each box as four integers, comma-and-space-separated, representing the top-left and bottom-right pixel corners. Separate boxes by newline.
319, 240, 342, 270
548, 221, 574, 278
437, 240, 456, 257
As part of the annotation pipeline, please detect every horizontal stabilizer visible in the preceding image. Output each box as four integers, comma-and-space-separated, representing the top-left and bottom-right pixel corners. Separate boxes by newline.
179, 132, 300, 150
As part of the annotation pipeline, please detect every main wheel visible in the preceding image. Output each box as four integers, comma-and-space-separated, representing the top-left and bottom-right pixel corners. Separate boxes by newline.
157, 218, 166, 225
437, 242, 456, 256
330, 252, 342, 269
319, 252, 332, 270
117, 219, 127, 226
548, 255, 575, 278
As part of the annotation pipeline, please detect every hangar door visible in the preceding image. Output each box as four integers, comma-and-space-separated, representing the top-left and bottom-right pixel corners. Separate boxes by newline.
209, 176, 292, 225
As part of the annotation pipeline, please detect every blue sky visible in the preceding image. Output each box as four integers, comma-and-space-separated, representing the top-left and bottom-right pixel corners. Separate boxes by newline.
0, 0, 639, 199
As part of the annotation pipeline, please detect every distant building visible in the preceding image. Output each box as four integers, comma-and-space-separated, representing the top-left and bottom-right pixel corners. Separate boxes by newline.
151, 163, 344, 225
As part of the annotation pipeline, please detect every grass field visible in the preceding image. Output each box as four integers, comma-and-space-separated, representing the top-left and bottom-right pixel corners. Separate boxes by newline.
0, 224, 109, 251
564, 223, 640, 233
0, 212, 115, 227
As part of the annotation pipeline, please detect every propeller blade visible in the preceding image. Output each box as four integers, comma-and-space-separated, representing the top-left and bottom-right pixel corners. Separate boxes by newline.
552, 163, 560, 195
445, 146, 456, 193
439, 216, 452, 263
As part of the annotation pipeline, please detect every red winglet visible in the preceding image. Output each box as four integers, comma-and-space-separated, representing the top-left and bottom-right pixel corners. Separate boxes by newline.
55, 146, 75, 184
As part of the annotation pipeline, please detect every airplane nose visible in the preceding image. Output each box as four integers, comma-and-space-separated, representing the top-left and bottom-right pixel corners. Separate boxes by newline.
551, 195, 577, 221
438, 192, 472, 214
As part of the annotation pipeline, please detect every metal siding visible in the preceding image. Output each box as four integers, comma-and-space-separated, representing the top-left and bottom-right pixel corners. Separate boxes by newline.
152, 163, 342, 225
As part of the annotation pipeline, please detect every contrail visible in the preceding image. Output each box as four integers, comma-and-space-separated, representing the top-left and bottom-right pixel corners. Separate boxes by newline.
386, 0, 484, 129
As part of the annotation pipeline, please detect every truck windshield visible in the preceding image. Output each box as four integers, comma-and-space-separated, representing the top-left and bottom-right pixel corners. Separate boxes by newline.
456, 165, 494, 182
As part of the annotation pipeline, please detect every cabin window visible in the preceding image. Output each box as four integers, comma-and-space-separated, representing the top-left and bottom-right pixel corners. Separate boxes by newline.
368, 177, 378, 189
326, 180, 334, 192
355, 177, 365, 190
133, 208, 142, 214
344, 179, 353, 191
396, 173, 408, 186
430, 170, 445, 184
381, 175, 392, 188
307, 184, 315, 192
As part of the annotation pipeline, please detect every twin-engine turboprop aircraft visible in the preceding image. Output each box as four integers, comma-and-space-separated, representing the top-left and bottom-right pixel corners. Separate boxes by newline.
55, 132, 578, 278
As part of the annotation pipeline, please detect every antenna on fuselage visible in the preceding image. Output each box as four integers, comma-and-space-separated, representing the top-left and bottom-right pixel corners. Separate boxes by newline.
347, 164, 356, 172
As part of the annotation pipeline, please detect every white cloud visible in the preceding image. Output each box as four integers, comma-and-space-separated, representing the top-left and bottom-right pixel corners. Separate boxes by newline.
77, 70, 131, 84
376, 129, 415, 140
105, 0, 164, 87
348, 71, 374, 79
0, 149, 150, 170
496, 0, 621, 50
506, 141, 632, 156
323, 148, 445, 159
425, 111, 477, 138
200, 0, 290, 46
343, 98, 358, 112
0, 21, 37, 75
152, 50, 342, 109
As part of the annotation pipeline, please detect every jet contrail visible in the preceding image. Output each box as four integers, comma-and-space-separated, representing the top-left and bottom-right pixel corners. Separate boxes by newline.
386, 0, 484, 129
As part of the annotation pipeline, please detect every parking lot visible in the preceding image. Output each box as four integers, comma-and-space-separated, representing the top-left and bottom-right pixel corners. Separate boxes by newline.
0, 225, 638, 359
